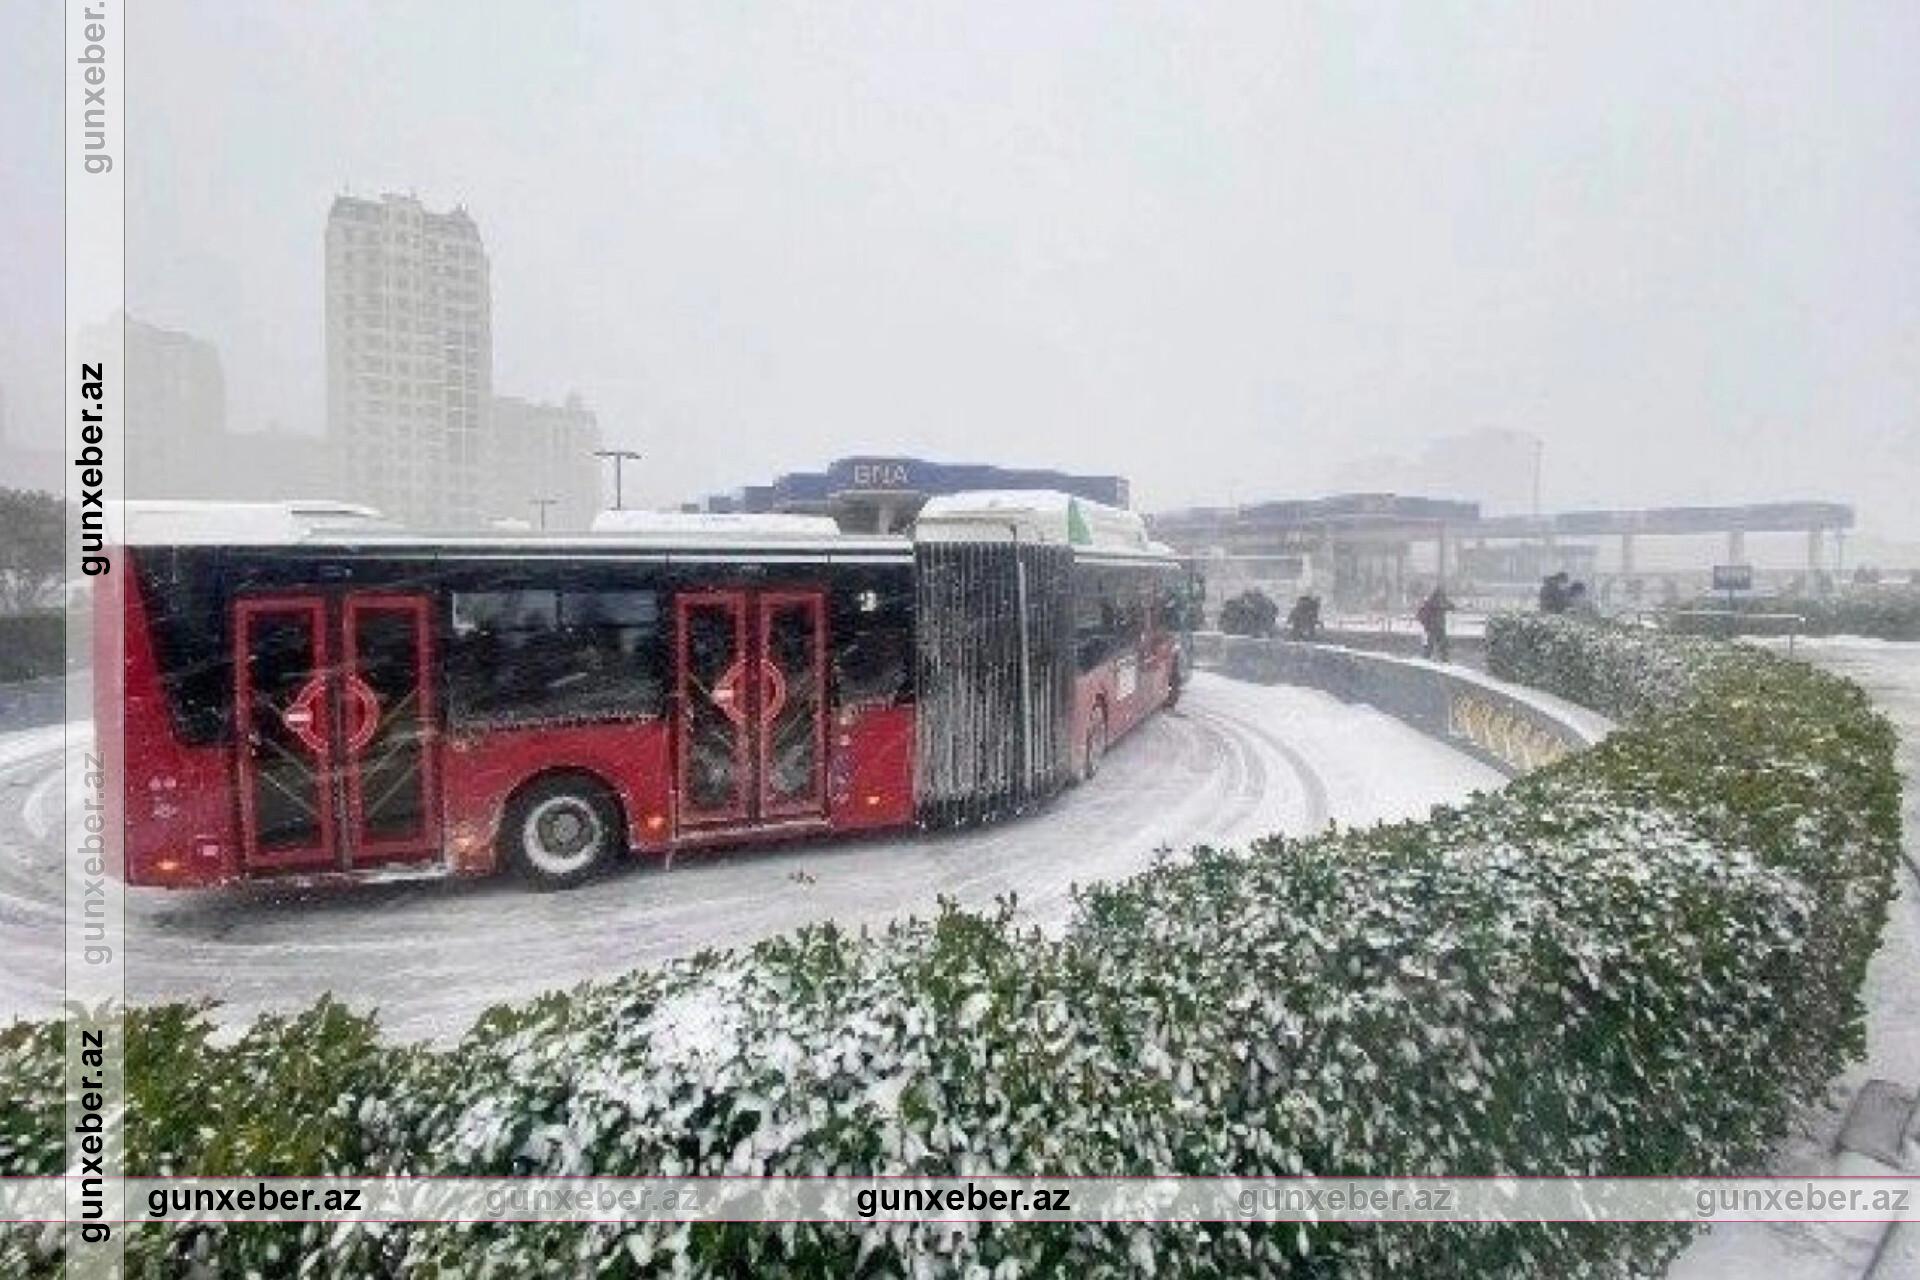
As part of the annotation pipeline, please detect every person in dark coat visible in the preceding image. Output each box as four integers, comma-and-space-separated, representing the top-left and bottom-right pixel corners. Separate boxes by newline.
1287, 593, 1323, 642
1538, 571, 1570, 614
1416, 585, 1457, 661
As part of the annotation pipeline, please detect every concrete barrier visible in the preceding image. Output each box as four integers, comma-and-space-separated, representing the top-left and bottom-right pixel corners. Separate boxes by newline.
1309, 627, 1488, 666
1191, 631, 1611, 778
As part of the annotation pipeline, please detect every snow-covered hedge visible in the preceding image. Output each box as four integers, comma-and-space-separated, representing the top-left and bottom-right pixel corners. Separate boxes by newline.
1, 618, 1901, 1277
1485, 613, 1732, 722
1488, 613, 1900, 1085
1663, 588, 1920, 642
0, 612, 63, 682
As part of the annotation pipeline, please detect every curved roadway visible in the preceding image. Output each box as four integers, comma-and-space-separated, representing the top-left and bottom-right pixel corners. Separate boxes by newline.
0, 672, 1501, 1041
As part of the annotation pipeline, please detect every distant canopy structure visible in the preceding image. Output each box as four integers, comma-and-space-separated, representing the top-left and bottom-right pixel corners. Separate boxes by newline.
1151, 495, 1857, 611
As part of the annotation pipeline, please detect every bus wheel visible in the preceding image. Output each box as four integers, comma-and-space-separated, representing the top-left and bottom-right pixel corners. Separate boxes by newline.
1083, 706, 1109, 781
503, 776, 620, 891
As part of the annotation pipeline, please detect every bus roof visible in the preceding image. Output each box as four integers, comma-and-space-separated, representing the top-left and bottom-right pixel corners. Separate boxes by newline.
591, 510, 843, 537
114, 495, 1178, 562
914, 490, 1177, 559
115, 500, 908, 558
116, 500, 397, 544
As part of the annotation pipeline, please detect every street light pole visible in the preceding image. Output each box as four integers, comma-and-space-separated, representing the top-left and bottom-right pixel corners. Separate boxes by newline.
1530, 435, 1547, 578
592, 448, 643, 511
1530, 435, 1544, 519
529, 498, 558, 530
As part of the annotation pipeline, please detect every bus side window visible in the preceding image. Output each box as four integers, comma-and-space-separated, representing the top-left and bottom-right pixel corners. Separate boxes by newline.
1158, 573, 1189, 633
135, 547, 233, 744
447, 587, 664, 727
560, 590, 665, 716
1076, 566, 1132, 672
833, 577, 913, 707
1071, 566, 1105, 673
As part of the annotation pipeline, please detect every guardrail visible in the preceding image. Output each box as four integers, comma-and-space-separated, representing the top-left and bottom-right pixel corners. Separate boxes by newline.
1190, 631, 1610, 778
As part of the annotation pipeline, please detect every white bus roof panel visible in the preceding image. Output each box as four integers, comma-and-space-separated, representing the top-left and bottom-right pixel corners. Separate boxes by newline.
114, 500, 909, 558
915, 490, 1174, 558
591, 510, 843, 537
117, 500, 395, 545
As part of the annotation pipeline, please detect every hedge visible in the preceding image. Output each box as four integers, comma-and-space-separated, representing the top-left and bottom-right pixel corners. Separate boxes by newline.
1, 616, 1901, 1277
1661, 589, 1920, 642
0, 612, 65, 683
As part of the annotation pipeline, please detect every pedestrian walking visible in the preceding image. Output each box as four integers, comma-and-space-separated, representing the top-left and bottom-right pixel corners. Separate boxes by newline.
1287, 593, 1323, 642
1416, 585, 1456, 661
1538, 571, 1571, 614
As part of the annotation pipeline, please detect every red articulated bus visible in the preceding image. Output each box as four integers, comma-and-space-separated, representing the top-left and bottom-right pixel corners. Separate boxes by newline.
100, 492, 1188, 891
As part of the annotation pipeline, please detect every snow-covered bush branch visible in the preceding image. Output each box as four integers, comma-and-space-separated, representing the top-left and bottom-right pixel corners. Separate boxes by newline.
1, 618, 1901, 1276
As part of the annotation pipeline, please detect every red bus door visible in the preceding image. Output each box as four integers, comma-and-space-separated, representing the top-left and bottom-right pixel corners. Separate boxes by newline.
235, 597, 336, 872
676, 592, 753, 827
757, 591, 828, 820
675, 589, 828, 835
234, 593, 440, 874
340, 595, 439, 867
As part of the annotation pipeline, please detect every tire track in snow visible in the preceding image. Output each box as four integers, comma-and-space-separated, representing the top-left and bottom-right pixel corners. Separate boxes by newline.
1183, 701, 1331, 832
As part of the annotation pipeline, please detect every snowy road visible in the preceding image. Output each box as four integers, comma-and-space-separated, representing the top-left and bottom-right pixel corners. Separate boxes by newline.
0, 672, 1501, 1041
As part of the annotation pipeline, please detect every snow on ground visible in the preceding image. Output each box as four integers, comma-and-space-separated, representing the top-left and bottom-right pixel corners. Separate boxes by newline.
1672, 639, 1920, 1279
0, 671, 1501, 1042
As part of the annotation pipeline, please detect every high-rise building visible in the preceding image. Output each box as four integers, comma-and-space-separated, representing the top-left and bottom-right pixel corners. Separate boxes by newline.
482, 392, 604, 530
325, 193, 491, 528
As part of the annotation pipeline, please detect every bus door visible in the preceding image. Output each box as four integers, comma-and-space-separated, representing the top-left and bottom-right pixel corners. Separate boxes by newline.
339, 595, 439, 867
233, 593, 440, 874
674, 589, 828, 834
234, 597, 335, 872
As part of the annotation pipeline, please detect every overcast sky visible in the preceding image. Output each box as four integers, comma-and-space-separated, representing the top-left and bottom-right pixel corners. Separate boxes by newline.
5, 2, 1917, 534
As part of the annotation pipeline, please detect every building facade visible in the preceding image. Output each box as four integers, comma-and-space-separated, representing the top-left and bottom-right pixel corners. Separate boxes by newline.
325, 193, 492, 528
482, 393, 604, 530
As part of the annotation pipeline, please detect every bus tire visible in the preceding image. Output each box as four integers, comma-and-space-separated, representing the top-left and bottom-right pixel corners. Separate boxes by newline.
501, 774, 622, 891
1083, 704, 1109, 782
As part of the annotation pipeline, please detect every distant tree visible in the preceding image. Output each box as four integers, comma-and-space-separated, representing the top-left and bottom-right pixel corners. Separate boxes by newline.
0, 488, 65, 614
1218, 589, 1279, 638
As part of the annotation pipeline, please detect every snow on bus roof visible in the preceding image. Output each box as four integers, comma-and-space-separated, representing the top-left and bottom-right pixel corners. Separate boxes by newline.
915, 490, 1174, 557
590, 510, 843, 537
117, 500, 396, 545
115, 494, 1177, 560
113, 499, 905, 554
